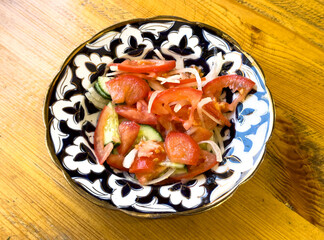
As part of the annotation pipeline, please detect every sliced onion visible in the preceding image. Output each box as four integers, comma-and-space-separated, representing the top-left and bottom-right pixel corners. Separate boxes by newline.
145, 168, 176, 185
198, 140, 223, 162
173, 103, 182, 113
168, 68, 203, 90
109, 65, 118, 71
147, 90, 162, 113
156, 75, 181, 84
203, 52, 223, 87
213, 128, 225, 154
185, 126, 198, 136
85, 91, 108, 109
202, 108, 222, 125
153, 49, 165, 60
197, 97, 213, 126
148, 79, 166, 91
123, 148, 138, 168
105, 71, 122, 77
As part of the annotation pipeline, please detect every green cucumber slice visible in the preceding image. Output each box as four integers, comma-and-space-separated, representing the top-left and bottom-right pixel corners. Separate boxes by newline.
98, 77, 112, 97
159, 162, 185, 168
94, 81, 110, 99
135, 125, 163, 143
103, 102, 121, 145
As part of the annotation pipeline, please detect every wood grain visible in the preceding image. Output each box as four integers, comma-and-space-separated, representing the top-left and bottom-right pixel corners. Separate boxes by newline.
0, 0, 323, 239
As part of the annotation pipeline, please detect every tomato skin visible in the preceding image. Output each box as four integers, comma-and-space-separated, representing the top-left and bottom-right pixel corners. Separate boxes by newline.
203, 75, 255, 112
170, 150, 219, 181
129, 156, 155, 173
106, 75, 150, 105
165, 132, 200, 165
115, 100, 158, 125
117, 121, 140, 155
151, 87, 202, 130
106, 154, 127, 171
94, 105, 114, 165
113, 59, 176, 73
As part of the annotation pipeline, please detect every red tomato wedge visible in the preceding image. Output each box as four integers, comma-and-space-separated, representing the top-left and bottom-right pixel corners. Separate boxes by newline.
112, 59, 176, 73
129, 151, 167, 185
129, 156, 156, 173
133, 165, 168, 185
115, 100, 158, 125
170, 150, 219, 181
106, 74, 150, 105
106, 154, 127, 171
151, 87, 202, 130
94, 105, 114, 165
165, 132, 200, 165
117, 121, 140, 156
203, 101, 231, 127
188, 126, 213, 143
203, 75, 255, 112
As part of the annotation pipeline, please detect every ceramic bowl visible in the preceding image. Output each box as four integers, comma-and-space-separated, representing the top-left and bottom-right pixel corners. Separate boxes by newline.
44, 16, 275, 217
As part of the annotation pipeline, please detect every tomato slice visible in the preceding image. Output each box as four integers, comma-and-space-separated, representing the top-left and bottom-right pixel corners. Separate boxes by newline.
112, 59, 176, 73
129, 156, 156, 173
106, 74, 150, 105
170, 150, 219, 181
151, 87, 202, 130
188, 126, 213, 143
134, 165, 168, 185
129, 149, 167, 185
203, 75, 255, 112
117, 121, 140, 156
165, 132, 200, 165
106, 154, 127, 171
203, 101, 231, 127
94, 105, 114, 165
115, 100, 158, 125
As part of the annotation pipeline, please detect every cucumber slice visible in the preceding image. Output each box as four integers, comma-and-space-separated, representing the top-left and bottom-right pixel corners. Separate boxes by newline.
98, 76, 112, 97
103, 102, 121, 145
135, 124, 163, 143
171, 166, 188, 175
85, 87, 109, 109
159, 162, 185, 168
94, 81, 110, 99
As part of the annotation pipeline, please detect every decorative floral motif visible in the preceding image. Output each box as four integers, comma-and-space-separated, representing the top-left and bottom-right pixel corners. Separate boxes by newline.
108, 174, 151, 208
50, 95, 98, 131
235, 94, 268, 132
133, 197, 176, 213
161, 25, 202, 68
202, 29, 231, 53
160, 176, 206, 209
115, 25, 154, 59
55, 66, 76, 100
63, 136, 105, 174
45, 18, 274, 216
73, 177, 111, 200
74, 53, 112, 90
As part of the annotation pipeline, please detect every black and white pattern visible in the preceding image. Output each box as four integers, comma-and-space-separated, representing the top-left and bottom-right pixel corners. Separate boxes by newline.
45, 18, 274, 216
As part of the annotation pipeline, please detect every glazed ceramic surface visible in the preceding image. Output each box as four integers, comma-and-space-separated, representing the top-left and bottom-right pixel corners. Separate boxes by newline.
45, 17, 274, 217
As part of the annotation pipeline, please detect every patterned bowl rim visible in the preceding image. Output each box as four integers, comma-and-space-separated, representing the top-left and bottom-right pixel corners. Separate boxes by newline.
43, 15, 275, 218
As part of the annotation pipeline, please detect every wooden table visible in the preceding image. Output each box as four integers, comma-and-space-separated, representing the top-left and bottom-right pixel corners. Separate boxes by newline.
1, 0, 323, 239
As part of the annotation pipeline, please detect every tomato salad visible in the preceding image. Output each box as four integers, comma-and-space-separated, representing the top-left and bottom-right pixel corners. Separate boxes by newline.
85, 59, 255, 185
